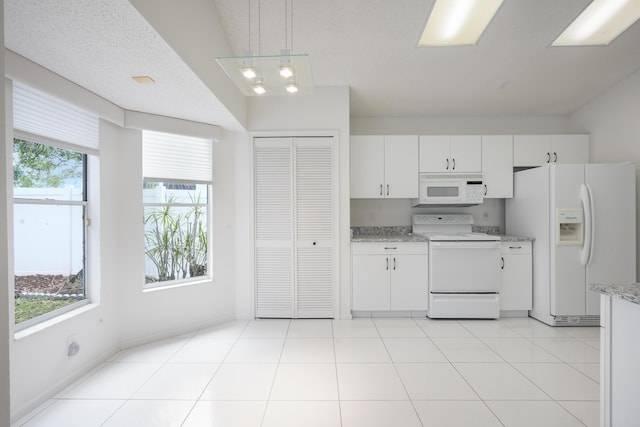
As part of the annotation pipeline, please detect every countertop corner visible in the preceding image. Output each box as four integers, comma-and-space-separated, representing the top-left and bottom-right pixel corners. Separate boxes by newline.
590, 282, 640, 305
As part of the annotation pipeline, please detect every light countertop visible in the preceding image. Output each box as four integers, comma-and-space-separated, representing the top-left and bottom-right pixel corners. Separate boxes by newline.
591, 283, 640, 305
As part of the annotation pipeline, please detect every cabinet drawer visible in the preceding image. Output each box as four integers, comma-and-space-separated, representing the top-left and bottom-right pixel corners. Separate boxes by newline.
352, 242, 428, 255
501, 241, 531, 255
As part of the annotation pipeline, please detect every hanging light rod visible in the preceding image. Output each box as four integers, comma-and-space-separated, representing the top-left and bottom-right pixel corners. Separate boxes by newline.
216, 0, 314, 96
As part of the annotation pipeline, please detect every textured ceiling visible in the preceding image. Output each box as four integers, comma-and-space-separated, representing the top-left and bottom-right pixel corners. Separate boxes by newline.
5, 0, 640, 123
4, 0, 235, 127
213, 0, 640, 117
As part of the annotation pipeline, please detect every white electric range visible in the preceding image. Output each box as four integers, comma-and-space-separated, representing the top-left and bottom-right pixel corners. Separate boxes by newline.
412, 214, 502, 319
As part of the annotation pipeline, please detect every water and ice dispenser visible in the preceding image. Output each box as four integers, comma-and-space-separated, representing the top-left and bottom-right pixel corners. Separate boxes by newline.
556, 209, 583, 245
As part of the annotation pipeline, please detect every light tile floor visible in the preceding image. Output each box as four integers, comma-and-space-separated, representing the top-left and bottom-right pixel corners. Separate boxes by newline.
13, 317, 600, 427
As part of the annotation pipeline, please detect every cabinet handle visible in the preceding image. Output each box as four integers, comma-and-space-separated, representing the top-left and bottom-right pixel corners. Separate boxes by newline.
483, 184, 487, 195
446, 158, 449, 170
553, 152, 558, 163
501, 256, 504, 270
312, 241, 317, 246
384, 246, 397, 250
379, 184, 383, 196
509, 246, 522, 249
393, 257, 397, 270
452, 158, 456, 170
386, 184, 390, 196
386, 258, 389, 270
546, 152, 551, 163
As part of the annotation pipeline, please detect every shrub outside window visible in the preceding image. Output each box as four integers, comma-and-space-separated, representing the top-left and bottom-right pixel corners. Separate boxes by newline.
13, 138, 88, 325
143, 181, 209, 286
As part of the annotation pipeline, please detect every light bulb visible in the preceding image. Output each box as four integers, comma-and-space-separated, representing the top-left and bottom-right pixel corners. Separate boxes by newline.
286, 82, 299, 93
279, 65, 294, 79
252, 82, 266, 95
241, 66, 257, 79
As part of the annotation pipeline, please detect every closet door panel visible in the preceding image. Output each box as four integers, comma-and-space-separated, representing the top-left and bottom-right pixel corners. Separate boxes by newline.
254, 139, 294, 317
295, 138, 335, 318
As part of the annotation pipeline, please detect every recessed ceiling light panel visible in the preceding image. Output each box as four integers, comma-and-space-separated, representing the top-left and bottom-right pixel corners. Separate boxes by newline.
552, 0, 640, 46
418, 0, 504, 46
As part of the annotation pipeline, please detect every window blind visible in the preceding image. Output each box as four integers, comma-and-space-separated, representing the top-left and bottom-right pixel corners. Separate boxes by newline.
13, 81, 99, 152
143, 130, 213, 183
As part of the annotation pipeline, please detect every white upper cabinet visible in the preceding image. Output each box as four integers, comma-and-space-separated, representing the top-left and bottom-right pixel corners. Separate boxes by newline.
350, 135, 418, 198
513, 134, 589, 167
419, 135, 482, 173
481, 135, 513, 198
551, 134, 590, 164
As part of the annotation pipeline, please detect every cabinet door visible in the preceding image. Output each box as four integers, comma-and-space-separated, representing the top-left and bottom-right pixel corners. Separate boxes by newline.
295, 138, 335, 318
419, 135, 450, 172
482, 135, 513, 198
551, 134, 589, 164
500, 243, 532, 311
390, 254, 428, 310
450, 135, 481, 172
255, 138, 295, 318
350, 135, 384, 198
352, 255, 390, 310
513, 135, 552, 167
384, 135, 418, 198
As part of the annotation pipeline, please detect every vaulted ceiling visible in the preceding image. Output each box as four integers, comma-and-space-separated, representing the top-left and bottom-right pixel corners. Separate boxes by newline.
6, 0, 640, 126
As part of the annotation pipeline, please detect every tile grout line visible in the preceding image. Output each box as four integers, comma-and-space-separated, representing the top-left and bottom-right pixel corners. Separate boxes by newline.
177, 319, 251, 427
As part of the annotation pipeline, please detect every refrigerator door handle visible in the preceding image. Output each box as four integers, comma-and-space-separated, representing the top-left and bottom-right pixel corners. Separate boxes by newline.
580, 184, 594, 266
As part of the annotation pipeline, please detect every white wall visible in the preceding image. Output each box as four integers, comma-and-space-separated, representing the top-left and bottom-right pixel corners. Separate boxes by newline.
0, 2, 11, 421
351, 115, 572, 135
6, 59, 239, 420
239, 86, 352, 319
9, 120, 122, 420
569, 68, 640, 280
115, 126, 237, 348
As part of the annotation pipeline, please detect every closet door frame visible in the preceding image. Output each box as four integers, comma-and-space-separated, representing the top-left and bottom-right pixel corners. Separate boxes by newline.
250, 131, 340, 319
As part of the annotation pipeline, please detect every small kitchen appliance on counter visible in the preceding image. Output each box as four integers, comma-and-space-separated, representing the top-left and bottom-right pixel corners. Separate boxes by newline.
412, 214, 501, 319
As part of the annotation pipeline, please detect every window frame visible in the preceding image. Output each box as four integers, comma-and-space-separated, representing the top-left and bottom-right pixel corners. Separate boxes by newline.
142, 180, 212, 289
12, 136, 91, 330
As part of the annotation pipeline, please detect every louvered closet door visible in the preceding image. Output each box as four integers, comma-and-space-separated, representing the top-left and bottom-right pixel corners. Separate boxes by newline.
254, 138, 294, 318
295, 137, 335, 318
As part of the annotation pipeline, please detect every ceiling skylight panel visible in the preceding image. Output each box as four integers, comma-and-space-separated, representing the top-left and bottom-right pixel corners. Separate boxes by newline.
552, 0, 640, 46
418, 0, 504, 46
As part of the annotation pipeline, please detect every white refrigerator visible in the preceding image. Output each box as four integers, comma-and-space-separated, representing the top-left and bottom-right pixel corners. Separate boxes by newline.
506, 163, 636, 326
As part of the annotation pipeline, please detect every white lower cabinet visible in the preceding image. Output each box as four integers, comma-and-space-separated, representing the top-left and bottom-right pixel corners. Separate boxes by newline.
500, 241, 532, 311
600, 294, 640, 427
352, 242, 428, 311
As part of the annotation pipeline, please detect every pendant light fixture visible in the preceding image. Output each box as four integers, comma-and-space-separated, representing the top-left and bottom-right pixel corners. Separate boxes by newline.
217, 0, 314, 96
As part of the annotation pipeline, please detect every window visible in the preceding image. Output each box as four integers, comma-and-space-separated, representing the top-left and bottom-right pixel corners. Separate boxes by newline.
142, 131, 212, 288
12, 81, 99, 328
13, 139, 88, 325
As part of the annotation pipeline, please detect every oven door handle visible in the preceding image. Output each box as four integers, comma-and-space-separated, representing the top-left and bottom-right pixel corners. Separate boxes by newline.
429, 241, 501, 249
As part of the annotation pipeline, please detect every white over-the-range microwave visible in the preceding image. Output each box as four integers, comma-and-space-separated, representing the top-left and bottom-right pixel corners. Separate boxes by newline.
411, 173, 484, 207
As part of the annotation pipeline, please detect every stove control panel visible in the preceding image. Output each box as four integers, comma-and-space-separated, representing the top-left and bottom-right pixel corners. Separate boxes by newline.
412, 214, 475, 226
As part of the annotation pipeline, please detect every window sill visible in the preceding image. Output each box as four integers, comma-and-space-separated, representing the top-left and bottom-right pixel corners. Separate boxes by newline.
14, 302, 100, 341
143, 276, 213, 293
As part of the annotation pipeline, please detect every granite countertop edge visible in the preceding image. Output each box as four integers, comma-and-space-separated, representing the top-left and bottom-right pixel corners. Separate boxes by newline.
499, 235, 535, 242
590, 283, 640, 305
351, 234, 429, 242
